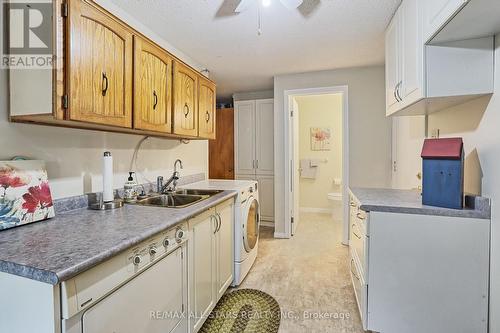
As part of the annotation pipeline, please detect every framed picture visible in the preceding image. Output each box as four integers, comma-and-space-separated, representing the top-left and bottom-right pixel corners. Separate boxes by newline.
310, 127, 332, 151
0, 160, 55, 230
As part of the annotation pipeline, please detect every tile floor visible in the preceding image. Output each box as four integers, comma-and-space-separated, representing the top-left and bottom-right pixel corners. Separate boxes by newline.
237, 213, 364, 333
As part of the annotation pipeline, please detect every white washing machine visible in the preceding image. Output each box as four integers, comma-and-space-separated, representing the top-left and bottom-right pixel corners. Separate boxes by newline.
182, 180, 260, 286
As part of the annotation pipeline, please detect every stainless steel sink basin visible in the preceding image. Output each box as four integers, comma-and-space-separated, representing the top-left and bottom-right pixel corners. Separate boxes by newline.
136, 194, 205, 208
132, 189, 222, 208
175, 189, 223, 196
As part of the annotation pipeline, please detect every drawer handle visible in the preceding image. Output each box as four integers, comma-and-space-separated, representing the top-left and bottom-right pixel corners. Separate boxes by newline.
349, 201, 356, 207
351, 224, 362, 239
101, 72, 108, 96
205, 110, 210, 122
153, 90, 158, 110
81, 298, 93, 308
350, 259, 360, 281
356, 212, 366, 220
183, 103, 190, 118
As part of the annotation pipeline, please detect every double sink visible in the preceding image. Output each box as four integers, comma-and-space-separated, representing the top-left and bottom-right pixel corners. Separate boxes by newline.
132, 189, 223, 208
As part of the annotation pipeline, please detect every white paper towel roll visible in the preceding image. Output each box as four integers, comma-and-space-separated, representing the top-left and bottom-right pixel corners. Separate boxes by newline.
102, 152, 114, 202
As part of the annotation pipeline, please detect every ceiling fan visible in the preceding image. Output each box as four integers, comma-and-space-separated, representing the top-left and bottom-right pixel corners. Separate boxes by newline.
217, 0, 321, 18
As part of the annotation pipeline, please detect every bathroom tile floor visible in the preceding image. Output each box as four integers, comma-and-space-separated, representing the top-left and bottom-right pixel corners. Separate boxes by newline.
237, 213, 364, 333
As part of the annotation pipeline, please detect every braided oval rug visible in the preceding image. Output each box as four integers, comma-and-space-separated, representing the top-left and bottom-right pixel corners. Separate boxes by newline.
200, 289, 281, 333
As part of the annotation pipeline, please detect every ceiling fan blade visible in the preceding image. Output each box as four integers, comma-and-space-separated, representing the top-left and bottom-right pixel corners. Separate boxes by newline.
235, 0, 253, 13
298, 0, 321, 18
279, 0, 304, 10
215, 0, 241, 17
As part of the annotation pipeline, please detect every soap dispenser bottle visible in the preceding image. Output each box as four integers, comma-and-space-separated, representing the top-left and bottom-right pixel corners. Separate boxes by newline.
124, 172, 138, 203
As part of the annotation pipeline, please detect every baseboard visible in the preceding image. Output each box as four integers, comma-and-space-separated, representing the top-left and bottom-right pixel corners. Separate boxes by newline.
260, 221, 275, 227
299, 207, 332, 214
274, 232, 289, 239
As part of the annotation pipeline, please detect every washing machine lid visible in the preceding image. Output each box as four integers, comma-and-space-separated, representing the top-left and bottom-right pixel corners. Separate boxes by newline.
243, 196, 260, 253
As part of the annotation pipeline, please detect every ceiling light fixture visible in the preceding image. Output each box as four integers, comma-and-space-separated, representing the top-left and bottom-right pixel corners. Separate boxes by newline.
262, 0, 271, 7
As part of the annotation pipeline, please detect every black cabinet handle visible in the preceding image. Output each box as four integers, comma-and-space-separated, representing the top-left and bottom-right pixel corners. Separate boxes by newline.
153, 91, 158, 110
102, 72, 108, 96
183, 103, 190, 118
205, 110, 210, 122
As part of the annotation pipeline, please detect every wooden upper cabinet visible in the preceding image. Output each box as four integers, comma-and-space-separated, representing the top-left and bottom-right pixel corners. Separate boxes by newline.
68, 0, 133, 128
173, 61, 198, 136
133, 36, 173, 133
198, 77, 216, 139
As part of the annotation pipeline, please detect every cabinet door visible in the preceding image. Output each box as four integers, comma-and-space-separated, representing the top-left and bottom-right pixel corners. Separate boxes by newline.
216, 200, 234, 300
198, 77, 216, 139
133, 36, 172, 133
423, 0, 468, 42
234, 101, 256, 175
255, 99, 274, 176
385, 7, 401, 115
256, 175, 274, 222
401, 0, 424, 105
69, 0, 133, 127
173, 61, 198, 136
188, 209, 216, 332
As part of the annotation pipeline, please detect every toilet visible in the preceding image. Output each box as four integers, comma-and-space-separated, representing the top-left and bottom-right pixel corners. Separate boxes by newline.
328, 192, 343, 220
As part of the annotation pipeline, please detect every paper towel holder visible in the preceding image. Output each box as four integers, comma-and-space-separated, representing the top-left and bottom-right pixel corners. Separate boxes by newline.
89, 193, 124, 210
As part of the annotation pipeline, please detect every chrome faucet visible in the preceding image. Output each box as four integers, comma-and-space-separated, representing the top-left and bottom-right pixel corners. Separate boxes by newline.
157, 159, 183, 193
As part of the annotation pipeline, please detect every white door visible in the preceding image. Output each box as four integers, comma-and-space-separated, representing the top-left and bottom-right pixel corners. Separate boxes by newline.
401, 0, 424, 105
82, 247, 185, 333
255, 99, 274, 176
291, 98, 300, 236
385, 7, 401, 115
391, 116, 426, 190
189, 209, 216, 332
235, 100, 256, 175
257, 175, 275, 222
216, 201, 234, 300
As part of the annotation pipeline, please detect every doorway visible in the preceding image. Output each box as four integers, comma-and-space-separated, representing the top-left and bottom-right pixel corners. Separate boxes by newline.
284, 86, 349, 245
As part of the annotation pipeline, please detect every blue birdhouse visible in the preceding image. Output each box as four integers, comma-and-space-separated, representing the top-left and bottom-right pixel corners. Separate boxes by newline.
421, 138, 464, 209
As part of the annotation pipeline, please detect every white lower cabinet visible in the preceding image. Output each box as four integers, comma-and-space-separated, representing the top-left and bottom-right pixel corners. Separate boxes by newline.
188, 199, 234, 333
349, 191, 490, 333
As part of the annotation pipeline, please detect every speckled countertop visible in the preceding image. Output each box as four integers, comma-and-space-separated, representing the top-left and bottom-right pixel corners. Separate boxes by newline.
350, 187, 490, 220
0, 190, 237, 285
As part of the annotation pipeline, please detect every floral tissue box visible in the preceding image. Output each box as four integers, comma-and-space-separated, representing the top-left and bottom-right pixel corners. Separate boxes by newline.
0, 160, 55, 230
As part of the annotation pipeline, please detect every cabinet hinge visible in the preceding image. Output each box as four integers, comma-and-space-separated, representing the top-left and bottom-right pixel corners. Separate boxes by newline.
291, 217, 294, 224
290, 110, 294, 117
182, 304, 185, 313
61, 3, 68, 17
62, 94, 69, 109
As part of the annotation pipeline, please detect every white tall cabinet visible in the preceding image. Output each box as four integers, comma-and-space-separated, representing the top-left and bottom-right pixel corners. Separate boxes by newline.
235, 99, 275, 223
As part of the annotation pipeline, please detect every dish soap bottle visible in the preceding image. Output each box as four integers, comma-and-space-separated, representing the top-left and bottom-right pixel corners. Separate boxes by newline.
124, 172, 138, 203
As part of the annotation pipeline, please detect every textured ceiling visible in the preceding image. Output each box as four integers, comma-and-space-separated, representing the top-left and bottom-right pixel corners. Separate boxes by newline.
110, 0, 400, 101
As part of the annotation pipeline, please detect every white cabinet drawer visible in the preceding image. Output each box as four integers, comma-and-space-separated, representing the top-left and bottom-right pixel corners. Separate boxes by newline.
350, 255, 368, 330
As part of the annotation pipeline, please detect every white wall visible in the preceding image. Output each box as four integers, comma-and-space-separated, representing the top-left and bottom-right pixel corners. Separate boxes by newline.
274, 66, 392, 235
392, 35, 500, 333
295, 94, 343, 210
0, 0, 208, 200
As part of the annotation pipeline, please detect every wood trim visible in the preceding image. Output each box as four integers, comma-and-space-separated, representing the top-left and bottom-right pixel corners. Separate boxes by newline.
54, 0, 66, 120
10, 115, 205, 140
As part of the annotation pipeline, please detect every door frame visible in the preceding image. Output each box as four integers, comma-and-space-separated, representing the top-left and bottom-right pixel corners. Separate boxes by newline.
282, 85, 349, 245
